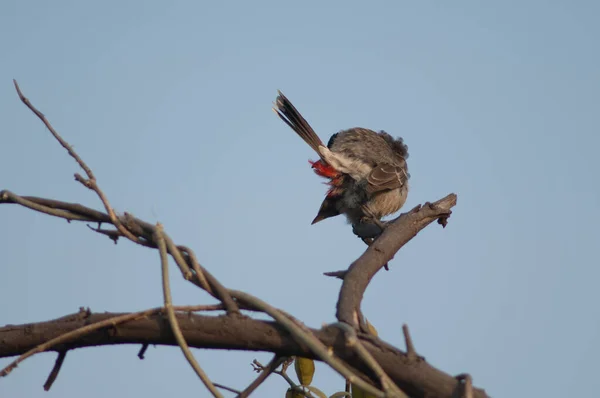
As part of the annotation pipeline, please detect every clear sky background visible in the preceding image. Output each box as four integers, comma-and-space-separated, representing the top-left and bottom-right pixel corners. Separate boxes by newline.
1, 1, 598, 397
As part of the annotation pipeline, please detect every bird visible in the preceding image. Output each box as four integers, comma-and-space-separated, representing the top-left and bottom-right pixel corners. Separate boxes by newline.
273, 91, 410, 240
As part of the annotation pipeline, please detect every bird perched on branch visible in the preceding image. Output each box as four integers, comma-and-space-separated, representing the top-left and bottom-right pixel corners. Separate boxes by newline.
273, 91, 410, 239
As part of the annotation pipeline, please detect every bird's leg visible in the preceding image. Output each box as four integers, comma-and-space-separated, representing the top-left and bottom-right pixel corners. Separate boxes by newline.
361, 205, 387, 228
353, 205, 393, 270
351, 206, 388, 239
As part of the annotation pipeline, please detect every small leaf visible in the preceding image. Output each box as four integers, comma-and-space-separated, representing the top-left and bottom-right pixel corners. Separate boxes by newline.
351, 384, 377, 398
285, 388, 304, 398
365, 319, 378, 337
294, 357, 316, 386
329, 392, 352, 398
306, 385, 328, 398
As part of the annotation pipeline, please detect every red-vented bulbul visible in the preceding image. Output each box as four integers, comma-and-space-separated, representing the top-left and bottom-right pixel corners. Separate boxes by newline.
273, 91, 410, 239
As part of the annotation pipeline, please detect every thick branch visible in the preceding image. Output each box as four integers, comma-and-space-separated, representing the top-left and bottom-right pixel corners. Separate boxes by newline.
336, 194, 457, 326
0, 311, 487, 398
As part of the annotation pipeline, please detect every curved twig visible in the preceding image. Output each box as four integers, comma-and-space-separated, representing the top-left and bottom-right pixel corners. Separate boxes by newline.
13, 80, 141, 244
333, 323, 408, 398
177, 245, 240, 315
238, 355, 287, 398
336, 194, 457, 327
230, 290, 384, 398
155, 224, 223, 398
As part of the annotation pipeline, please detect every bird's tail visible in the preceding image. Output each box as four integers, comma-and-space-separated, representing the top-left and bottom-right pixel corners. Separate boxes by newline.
273, 91, 325, 155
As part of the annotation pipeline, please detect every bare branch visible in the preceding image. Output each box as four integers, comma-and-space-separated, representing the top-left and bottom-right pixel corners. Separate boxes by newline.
0, 304, 225, 378
1, 308, 157, 377
13, 80, 143, 245
178, 245, 240, 315
43, 351, 67, 391
333, 323, 406, 398
230, 291, 384, 398
13, 80, 95, 180
214, 383, 242, 394
137, 344, 149, 360
0, 310, 489, 398
238, 355, 287, 398
0, 190, 97, 222
267, 358, 316, 398
156, 224, 223, 398
336, 194, 457, 327
323, 270, 347, 279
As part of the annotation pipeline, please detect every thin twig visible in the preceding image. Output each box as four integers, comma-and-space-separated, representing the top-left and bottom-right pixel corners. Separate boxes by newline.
21, 196, 112, 221
165, 240, 239, 315
155, 224, 223, 398
238, 355, 287, 398
13, 80, 141, 244
81, 176, 142, 243
43, 351, 67, 391
230, 290, 384, 398
0, 190, 93, 221
13, 80, 94, 179
334, 323, 408, 398
137, 344, 149, 360
323, 270, 347, 279
163, 234, 193, 279
0, 193, 109, 223
259, 359, 315, 398
178, 245, 213, 293
177, 246, 239, 315
214, 383, 241, 394
402, 324, 417, 361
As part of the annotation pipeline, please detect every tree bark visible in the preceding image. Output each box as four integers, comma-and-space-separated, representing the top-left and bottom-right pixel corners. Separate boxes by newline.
0, 310, 488, 398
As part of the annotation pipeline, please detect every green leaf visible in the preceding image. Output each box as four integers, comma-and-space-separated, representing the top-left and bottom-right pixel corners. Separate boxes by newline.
329, 392, 352, 398
306, 385, 328, 398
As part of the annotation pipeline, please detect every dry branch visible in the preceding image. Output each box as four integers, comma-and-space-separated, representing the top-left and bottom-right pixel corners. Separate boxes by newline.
336, 195, 457, 327
239, 355, 287, 398
0, 311, 489, 398
155, 224, 222, 397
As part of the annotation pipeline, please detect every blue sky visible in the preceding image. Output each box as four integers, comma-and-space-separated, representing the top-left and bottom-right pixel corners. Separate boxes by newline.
1, 1, 599, 397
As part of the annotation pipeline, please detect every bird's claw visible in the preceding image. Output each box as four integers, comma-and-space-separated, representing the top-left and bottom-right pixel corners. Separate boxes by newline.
352, 222, 385, 239
352, 218, 392, 239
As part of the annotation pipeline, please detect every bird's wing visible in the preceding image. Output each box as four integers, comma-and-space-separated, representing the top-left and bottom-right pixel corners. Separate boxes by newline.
366, 161, 408, 193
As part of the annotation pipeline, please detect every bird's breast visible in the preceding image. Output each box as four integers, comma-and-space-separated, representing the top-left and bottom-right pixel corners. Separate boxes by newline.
368, 185, 408, 218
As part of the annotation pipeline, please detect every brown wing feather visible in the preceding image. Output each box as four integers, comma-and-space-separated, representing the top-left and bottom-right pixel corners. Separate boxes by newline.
366, 162, 408, 194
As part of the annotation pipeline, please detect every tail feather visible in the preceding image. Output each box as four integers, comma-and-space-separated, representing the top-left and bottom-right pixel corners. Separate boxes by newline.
273, 91, 325, 156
